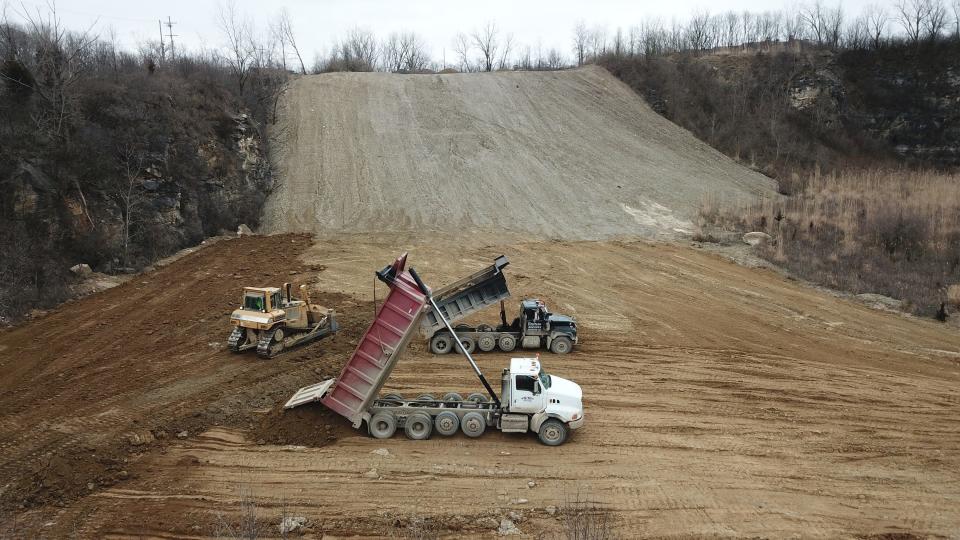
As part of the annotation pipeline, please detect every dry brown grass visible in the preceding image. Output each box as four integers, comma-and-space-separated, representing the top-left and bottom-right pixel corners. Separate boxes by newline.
700, 168, 960, 317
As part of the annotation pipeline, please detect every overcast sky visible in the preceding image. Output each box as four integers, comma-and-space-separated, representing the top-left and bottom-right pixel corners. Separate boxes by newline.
13, 0, 879, 65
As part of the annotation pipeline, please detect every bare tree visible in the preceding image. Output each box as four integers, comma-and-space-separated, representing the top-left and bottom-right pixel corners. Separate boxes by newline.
612, 27, 624, 57
865, 4, 889, 48
217, 0, 253, 91
496, 32, 513, 70
825, 4, 844, 48
453, 32, 472, 72
114, 144, 147, 269
688, 9, 712, 51
275, 8, 306, 74
895, 0, 932, 43
924, 0, 949, 39
846, 14, 870, 48
14, 3, 99, 140
572, 20, 588, 65
588, 25, 607, 58
800, 1, 828, 45
471, 21, 499, 72
400, 32, 429, 72
952, 0, 960, 37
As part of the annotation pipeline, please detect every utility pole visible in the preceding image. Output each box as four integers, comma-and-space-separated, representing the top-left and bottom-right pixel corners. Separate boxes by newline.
164, 16, 178, 59
158, 19, 166, 61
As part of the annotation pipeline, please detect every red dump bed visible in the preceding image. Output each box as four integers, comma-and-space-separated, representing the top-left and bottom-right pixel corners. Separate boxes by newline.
314, 255, 427, 427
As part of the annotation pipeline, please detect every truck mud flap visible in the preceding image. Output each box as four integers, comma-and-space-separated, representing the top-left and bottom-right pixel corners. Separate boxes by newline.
284, 379, 335, 409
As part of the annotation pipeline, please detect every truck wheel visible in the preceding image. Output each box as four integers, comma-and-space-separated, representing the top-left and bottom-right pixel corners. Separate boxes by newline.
368, 412, 397, 439
477, 324, 495, 333
430, 333, 453, 355
434, 411, 459, 436
550, 336, 573, 354
466, 393, 486, 404
404, 413, 433, 440
537, 419, 569, 446
461, 412, 486, 437
477, 334, 496, 352
498, 335, 516, 352
382, 393, 403, 401
457, 336, 476, 354
442, 392, 463, 406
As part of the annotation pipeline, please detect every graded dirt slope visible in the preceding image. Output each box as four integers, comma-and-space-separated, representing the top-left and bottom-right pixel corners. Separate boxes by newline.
5, 235, 959, 538
263, 67, 775, 239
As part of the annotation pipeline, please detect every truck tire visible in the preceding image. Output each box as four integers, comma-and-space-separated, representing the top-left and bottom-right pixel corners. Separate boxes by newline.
466, 393, 486, 404
477, 334, 496, 352
537, 419, 569, 446
442, 392, 463, 406
369, 412, 397, 439
434, 411, 459, 436
430, 333, 453, 355
404, 413, 433, 440
498, 335, 517, 352
382, 393, 403, 401
550, 336, 573, 354
417, 394, 436, 401
456, 336, 476, 354
461, 412, 486, 438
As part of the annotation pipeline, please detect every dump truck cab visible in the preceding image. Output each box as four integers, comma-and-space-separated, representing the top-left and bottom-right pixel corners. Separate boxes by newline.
500, 357, 584, 444
516, 299, 578, 352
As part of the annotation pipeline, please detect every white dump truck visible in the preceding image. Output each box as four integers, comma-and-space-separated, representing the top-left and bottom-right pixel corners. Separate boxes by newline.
285, 253, 585, 446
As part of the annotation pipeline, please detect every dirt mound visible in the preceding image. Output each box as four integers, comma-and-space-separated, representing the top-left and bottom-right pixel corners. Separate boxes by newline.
0, 234, 369, 515
263, 66, 776, 239
253, 404, 355, 447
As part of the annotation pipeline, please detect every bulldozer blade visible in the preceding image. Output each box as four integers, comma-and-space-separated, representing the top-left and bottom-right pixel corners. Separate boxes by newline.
284, 379, 335, 409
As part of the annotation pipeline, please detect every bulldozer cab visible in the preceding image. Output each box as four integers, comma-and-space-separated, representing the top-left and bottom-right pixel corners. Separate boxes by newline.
242, 287, 282, 313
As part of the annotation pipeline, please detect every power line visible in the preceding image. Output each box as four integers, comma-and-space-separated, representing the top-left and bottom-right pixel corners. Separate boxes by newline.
164, 16, 178, 59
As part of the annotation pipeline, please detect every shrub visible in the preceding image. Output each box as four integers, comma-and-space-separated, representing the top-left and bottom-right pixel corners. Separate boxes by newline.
699, 169, 960, 317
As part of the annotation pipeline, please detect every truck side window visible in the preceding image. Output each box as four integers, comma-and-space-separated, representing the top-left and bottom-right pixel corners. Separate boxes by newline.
516, 375, 536, 393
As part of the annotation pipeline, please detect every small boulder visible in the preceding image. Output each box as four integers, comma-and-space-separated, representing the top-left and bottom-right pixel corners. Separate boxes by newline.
371, 448, 390, 457
362, 468, 379, 479
125, 430, 155, 446
742, 232, 773, 246
545, 505, 558, 516
279, 516, 306, 535
176, 430, 189, 439
947, 284, 960, 308
498, 518, 521, 536
856, 293, 903, 312
70, 264, 92, 276
237, 224, 254, 236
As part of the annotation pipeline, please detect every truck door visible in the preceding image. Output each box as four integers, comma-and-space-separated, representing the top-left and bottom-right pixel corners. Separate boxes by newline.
510, 374, 545, 414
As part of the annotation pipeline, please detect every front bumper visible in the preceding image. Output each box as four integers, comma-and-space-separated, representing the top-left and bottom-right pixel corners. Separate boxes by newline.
568, 415, 585, 430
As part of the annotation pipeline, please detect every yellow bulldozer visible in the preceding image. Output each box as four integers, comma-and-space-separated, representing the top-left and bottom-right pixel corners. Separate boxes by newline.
227, 283, 339, 358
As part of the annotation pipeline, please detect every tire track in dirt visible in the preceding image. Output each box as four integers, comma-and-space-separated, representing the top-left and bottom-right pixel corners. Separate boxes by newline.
4, 236, 960, 538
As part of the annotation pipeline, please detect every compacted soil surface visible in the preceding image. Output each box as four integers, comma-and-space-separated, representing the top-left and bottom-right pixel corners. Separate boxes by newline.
2, 234, 958, 538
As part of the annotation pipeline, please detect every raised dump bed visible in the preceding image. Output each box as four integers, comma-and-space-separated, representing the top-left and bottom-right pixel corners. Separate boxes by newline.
284, 253, 427, 428
419, 255, 510, 338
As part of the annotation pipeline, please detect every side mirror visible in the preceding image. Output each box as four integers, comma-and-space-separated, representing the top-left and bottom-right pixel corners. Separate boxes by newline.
533, 381, 541, 395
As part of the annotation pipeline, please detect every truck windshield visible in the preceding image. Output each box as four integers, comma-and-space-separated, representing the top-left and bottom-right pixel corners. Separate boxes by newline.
244, 294, 266, 312
538, 370, 552, 389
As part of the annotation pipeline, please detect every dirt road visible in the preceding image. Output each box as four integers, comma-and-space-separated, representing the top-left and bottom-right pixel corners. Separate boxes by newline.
4, 234, 958, 538
263, 67, 775, 239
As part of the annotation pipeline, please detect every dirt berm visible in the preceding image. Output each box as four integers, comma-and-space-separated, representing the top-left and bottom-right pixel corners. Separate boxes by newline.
264, 66, 775, 238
